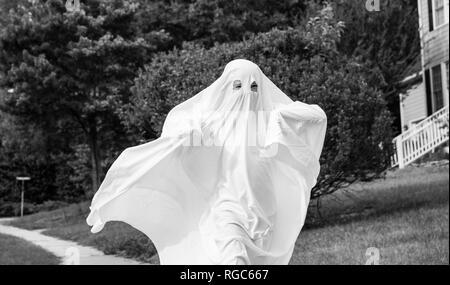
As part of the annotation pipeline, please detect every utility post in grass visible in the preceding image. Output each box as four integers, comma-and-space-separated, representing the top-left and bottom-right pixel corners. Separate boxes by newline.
16, 177, 31, 217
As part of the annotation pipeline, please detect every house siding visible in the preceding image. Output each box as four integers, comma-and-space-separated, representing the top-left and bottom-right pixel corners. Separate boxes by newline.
422, 25, 449, 69
419, 0, 449, 69
419, 0, 449, 114
401, 82, 427, 130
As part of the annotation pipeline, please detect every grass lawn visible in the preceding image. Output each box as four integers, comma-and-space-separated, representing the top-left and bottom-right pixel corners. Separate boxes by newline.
0, 233, 60, 265
292, 162, 449, 264
8, 162, 449, 265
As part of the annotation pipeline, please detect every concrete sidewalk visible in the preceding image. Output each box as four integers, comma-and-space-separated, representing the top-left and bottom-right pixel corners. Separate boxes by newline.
0, 218, 148, 265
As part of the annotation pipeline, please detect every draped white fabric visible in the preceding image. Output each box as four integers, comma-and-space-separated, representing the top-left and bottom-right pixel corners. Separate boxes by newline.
86, 59, 327, 264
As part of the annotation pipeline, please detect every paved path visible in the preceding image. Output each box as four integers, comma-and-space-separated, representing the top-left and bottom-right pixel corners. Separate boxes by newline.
0, 218, 148, 265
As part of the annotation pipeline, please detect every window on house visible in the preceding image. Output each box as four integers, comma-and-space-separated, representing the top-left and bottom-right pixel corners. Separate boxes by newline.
429, 0, 449, 30
434, 0, 446, 26
431, 64, 444, 110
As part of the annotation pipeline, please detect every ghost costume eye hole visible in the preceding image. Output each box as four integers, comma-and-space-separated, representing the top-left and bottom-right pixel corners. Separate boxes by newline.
251, 81, 258, 92
233, 80, 242, 90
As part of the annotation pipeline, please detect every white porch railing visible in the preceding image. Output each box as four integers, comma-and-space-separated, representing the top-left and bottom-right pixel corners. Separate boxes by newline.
391, 105, 449, 168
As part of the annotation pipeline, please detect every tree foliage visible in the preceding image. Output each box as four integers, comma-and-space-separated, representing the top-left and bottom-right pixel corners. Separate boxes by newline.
0, 0, 154, 197
134, 0, 309, 48
334, 0, 420, 134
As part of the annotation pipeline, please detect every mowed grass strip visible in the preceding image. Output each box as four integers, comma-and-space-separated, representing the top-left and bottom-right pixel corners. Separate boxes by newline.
0, 233, 60, 265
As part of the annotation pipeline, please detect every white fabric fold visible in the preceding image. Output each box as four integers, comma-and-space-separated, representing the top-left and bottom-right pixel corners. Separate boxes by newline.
86, 59, 327, 264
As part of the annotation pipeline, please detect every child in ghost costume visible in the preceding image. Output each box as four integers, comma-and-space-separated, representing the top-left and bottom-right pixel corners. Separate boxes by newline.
86, 59, 327, 265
